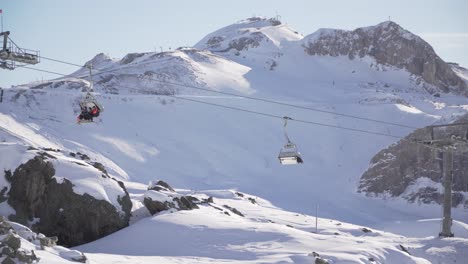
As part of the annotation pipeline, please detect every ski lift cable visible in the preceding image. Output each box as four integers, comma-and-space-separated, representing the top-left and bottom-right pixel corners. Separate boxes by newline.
36, 55, 418, 130
39, 55, 84, 68
161, 96, 467, 160
165, 95, 404, 139
20, 65, 405, 139
14, 66, 468, 159
19, 65, 468, 159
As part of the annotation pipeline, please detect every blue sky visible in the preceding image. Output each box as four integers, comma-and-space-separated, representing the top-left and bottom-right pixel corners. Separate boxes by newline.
0, 0, 467, 87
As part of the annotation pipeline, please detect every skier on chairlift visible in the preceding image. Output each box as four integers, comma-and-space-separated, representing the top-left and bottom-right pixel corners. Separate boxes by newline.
77, 101, 101, 123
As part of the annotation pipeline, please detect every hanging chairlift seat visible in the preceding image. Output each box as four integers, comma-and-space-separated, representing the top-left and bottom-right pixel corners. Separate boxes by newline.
278, 116, 304, 165
77, 92, 104, 124
81, 92, 104, 113
278, 142, 303, 165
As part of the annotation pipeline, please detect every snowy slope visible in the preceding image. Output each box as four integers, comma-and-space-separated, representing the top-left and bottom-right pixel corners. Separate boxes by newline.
64, 48, 254, 96
2, 78, 467, 226
76, 189, 468, 264
1, 17, 468, 263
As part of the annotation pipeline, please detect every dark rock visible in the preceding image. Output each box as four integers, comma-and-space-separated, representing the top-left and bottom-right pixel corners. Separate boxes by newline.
235, 192, 244, 197
185, 196, 200, 204
42, 148, 60, 152
6, 155, 131, 247
16, 249, 38, 264
361, 228, 372, 233
148, 180, 175, 192
0, 218, 12, 235
406, 187, 442, 204
315, 257, 329, 264
144, 197, 171, 215
147, 185, 167, 192
248, 197, 257, 204
2, 234, 20, 251
4, 170, 12, 183
174, 196, 199, 210
144, 195, 199, 215
92, 162, 108, 176
38, 151, 57, 160
76, 152, 90, 160
302, 21, 467, 96
311, 252, 320, 257
39, 235, 58, 249
359, 114, 468, 205
369, 257, 375, 262
223, 205, 244, 217
120, 53, 146, 65
1, 256, 15, 264
1, 246, 15, 258
203, 196, 214, 203
399, 244, 411, 255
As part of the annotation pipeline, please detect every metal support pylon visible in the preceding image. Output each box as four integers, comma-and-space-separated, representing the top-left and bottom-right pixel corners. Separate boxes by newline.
440, 149, 454, 237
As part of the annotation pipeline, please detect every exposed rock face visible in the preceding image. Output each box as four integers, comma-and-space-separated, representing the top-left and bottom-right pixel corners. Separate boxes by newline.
5, 155, 132, 247
201, 17, 283, 53
358, 115, 468, 207
302, 21, 467, 96
143, 180, 199, 215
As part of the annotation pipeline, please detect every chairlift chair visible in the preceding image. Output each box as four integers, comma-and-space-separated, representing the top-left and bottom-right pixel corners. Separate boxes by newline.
278, 116, 304, 165
77, 66, 104, 124
278, 142, 303, 165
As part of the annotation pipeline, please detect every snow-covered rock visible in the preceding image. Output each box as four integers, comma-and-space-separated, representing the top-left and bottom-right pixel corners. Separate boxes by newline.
0, 216, 86, 263
0, 143, 132, 247
143, 180, 199, 215
359, 114, 468, 207
75, 188, 468, 263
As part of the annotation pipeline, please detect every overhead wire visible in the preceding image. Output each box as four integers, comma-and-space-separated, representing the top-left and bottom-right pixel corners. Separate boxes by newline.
37, 54, 419, 129
18, 64, 468, 160
20, 65, 405, 139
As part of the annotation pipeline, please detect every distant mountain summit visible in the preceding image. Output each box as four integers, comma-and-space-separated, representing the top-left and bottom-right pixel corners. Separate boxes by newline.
195, 17, 302, 53
196, 17, 467, 97
22, 17, 467, 98
302, 21, 467, 96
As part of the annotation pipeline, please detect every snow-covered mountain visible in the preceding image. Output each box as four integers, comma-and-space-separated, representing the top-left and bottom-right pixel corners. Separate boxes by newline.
1, 17, 468, 263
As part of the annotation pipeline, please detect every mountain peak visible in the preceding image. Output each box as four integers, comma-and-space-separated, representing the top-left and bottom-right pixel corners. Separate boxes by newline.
84, 53, 114, 68
302, 21, 467, 95
236, 16, 282, 27
358, 20, 420, 41
194, 17, 301, 53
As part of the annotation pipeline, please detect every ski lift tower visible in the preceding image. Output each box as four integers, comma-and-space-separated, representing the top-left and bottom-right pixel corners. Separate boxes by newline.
423, 122, 468, 237
0, 31, 40, 70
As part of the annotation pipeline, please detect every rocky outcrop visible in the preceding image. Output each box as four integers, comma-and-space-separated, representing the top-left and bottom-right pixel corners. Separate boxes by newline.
0, 216, 87, 263
4, 154, 132, 247
201, 17, 282, 52
143, 180, 199, 215
302, 21, 467, 96
358, 115, 468, 207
